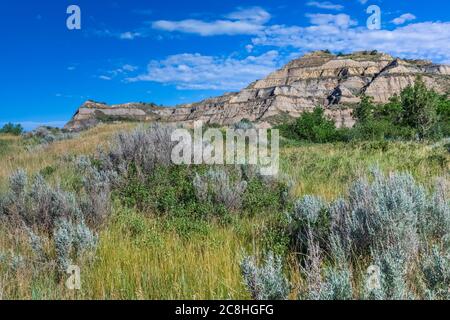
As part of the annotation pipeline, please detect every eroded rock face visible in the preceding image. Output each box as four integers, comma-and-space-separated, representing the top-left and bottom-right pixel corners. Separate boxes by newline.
64, 51, 450, 131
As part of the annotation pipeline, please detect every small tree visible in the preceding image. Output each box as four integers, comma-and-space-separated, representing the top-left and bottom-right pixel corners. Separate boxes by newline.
354, 95, 375, 124
400, 76, 438, 139
0, 123, 24, 135
294, 107, 338, 143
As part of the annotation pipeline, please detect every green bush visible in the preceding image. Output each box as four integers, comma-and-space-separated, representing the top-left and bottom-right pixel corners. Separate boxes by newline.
117, 165, 220, 219
279, 77, 449, 144
278, 107, 340, 143
0, 123, 23, 135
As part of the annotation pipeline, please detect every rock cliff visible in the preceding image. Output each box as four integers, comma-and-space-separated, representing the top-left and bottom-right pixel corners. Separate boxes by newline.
64, 51, 450, 131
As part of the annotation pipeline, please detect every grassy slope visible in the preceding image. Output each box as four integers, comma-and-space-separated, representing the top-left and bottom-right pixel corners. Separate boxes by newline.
0, 125, 448, 299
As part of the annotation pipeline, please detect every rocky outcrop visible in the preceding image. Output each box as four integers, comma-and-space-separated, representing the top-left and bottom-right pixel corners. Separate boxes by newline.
64, 51, 450, 131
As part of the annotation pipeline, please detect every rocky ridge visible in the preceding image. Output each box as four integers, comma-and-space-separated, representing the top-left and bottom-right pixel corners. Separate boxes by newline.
64, 51, 450, 131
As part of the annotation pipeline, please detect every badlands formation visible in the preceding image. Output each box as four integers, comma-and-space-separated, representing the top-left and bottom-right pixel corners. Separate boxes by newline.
64, 51, 450, 131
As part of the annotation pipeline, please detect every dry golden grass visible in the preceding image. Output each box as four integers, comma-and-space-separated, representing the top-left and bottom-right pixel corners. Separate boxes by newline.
0, 123, 137, 189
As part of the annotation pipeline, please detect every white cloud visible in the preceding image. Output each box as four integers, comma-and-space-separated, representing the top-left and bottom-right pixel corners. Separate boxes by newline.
99, 64, 138, 81
119, 31, 142, 40
127, 51, 281, 90
121, 64, 138, 72
111, 7, 450, 93
306, 1, 344, 11
152, 19, 265, 36
306, 13, 358, 28
225, 7, 271, 24
392, 13, 416, 25
152, 7, 270, 36
251, 21, 450, 63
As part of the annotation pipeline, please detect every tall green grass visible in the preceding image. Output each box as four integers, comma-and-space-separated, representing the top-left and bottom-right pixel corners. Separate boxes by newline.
0, 126, 448, 300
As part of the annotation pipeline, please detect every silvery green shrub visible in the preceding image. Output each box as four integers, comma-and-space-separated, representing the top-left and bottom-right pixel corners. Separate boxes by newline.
2, 169, 28, 218
286, 169, 449, 300
241, 253, 290, 300
193, 168, 248, 211
0, 251, 25, 271
9, 254, 25, 271
372, 245, 413, 300
0, 168, 109, 231
25, 226, 47, 262
53, 218, 98, 272
321, 169, 438, 259
421, 245, 450, 300
73, 220, 98, 255
76, 156, 112, 225
290, 195, 328, 252
9, 169, 27, 198
420, 178, 450, 241
27, 174, 81, 230
53, 219, 73, 271
24, 126, 78, 148
98, 124, 175, 183
318, 268, 353, 300
302, 234, 324, 300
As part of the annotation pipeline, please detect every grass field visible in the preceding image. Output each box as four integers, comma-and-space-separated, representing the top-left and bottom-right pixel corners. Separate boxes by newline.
0, 124, 448, 299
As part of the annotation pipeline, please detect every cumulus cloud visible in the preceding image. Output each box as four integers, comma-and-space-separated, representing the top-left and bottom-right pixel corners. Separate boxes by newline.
392, 13, 416, 25
114, 7, 450, 92
126, 51, 281, 90
152, 7, 270, 36
251, 21, 450, 63
306, 1, 344, 11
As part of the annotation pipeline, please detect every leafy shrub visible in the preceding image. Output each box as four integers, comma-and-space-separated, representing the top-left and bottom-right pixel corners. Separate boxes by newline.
400, 77, 438, 139
241, 253, 290, 300
280, 107, 340, 143
352, 77, 449, 140
279, 77, 449, 143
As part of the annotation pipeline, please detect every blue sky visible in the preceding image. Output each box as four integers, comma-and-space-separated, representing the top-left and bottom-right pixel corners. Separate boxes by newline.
1, 0, 449, 130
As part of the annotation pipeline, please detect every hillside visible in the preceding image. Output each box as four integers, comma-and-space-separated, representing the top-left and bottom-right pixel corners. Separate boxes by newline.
64, 50, 450, 131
